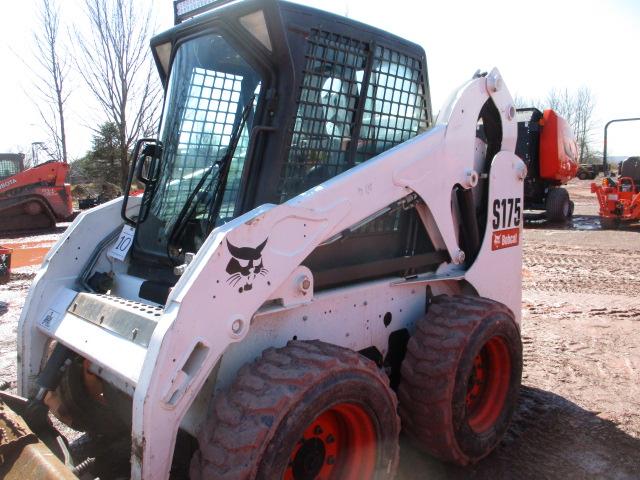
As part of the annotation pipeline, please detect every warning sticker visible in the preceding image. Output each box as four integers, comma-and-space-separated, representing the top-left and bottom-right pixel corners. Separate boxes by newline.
39, 309, 60, 331
492, 227, 520, 251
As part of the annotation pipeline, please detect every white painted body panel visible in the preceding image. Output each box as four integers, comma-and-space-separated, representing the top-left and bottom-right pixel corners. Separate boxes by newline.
17, 196, 142, 396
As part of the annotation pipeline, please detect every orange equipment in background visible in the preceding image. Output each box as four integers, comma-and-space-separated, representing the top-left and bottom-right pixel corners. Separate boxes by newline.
538, 109, 579, 183
516, 108, 579, 222
0, 153, 74, 232
591, 157, 640, 228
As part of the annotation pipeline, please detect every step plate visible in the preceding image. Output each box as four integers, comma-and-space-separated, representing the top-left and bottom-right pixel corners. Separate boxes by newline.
36, 290, 163, 390
69, 292, 162, 348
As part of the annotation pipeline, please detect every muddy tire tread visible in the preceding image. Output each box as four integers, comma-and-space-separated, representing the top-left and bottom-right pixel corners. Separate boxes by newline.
398, 295, 518, 465
193, 340, 400, 480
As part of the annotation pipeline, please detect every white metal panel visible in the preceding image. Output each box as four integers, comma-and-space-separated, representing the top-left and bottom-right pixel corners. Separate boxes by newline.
17, 196, 141, 397
110, 273, 160, 305
214, 276, 462, 392
46, 312, 146, 388
466, 151, 526, 324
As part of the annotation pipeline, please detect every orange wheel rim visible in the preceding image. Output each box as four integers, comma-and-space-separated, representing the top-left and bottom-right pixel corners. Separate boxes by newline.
284, 402, 376, 480
465, 336, 511, 433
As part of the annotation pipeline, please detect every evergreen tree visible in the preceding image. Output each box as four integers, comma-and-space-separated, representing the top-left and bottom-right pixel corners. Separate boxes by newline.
73, 122, 123, 196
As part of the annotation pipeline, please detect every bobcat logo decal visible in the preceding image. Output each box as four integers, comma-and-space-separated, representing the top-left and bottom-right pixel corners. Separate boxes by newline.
225, 238, 269, 293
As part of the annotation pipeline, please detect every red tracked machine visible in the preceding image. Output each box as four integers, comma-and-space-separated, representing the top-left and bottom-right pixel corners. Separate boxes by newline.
0, 153, 74, 232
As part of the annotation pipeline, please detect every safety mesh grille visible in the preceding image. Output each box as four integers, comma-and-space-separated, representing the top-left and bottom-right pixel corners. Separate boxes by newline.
356, 46, 429, 164
277, 30, 369, 201
154, 68, 247, 222
277, 31, 429, 203
354, 46, 429, 234
0, 159, 20, 179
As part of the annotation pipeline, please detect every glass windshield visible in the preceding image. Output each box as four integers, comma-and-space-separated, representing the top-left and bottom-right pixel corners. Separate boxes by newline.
135, 33, 263, 259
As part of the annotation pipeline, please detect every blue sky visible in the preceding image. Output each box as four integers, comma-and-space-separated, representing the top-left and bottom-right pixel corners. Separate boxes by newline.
1, 0, 638, 160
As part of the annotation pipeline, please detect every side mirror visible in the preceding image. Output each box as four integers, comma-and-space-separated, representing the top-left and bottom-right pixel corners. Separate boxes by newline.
122, 138, 161, 226
137, 143, 162, 185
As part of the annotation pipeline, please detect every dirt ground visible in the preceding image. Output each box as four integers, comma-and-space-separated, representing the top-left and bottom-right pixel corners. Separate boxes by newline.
1, 179, 639, 478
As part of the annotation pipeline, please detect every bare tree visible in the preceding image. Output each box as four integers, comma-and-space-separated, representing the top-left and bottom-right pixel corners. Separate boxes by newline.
512, 94, 541, 110
572, 87, 596, 162
74, 0, 161, 189
546, 87, 596, 162
31, 0, 69, 163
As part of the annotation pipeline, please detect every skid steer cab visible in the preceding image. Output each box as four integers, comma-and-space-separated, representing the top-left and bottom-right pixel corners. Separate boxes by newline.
12, 1, 526, 478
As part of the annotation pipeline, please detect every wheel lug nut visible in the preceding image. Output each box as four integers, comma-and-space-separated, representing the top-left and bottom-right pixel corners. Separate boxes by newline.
314, 425, 323, 435
326, 434, 335, 444
327, 456, 335, 465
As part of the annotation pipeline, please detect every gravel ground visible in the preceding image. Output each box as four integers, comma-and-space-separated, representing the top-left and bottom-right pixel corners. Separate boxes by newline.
1, 179, 639, 478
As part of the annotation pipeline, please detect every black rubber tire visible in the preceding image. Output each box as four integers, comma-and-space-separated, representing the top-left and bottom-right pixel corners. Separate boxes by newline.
577, 171, 588, 180
545, 187, 571, 222
191, 340, 400, 480
398, 295, 522, 465
52, 356, 128, 436
568, 200, 575, 218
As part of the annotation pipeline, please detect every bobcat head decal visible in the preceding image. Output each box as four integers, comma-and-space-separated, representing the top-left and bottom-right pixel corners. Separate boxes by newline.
225, 238, 269, 293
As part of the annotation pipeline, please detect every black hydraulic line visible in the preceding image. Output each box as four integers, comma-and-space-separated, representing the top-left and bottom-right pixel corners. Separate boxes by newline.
20, 343, 73, 442
456, 187, 480, 266
603, 117, 640, 175
35, 343, 73, 395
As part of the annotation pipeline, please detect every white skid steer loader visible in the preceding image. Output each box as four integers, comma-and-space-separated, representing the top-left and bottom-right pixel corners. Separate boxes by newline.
2, 1, 526, 479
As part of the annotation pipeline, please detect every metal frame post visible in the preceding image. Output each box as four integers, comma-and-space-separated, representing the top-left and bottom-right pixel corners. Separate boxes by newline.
603, 117, 640, 175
